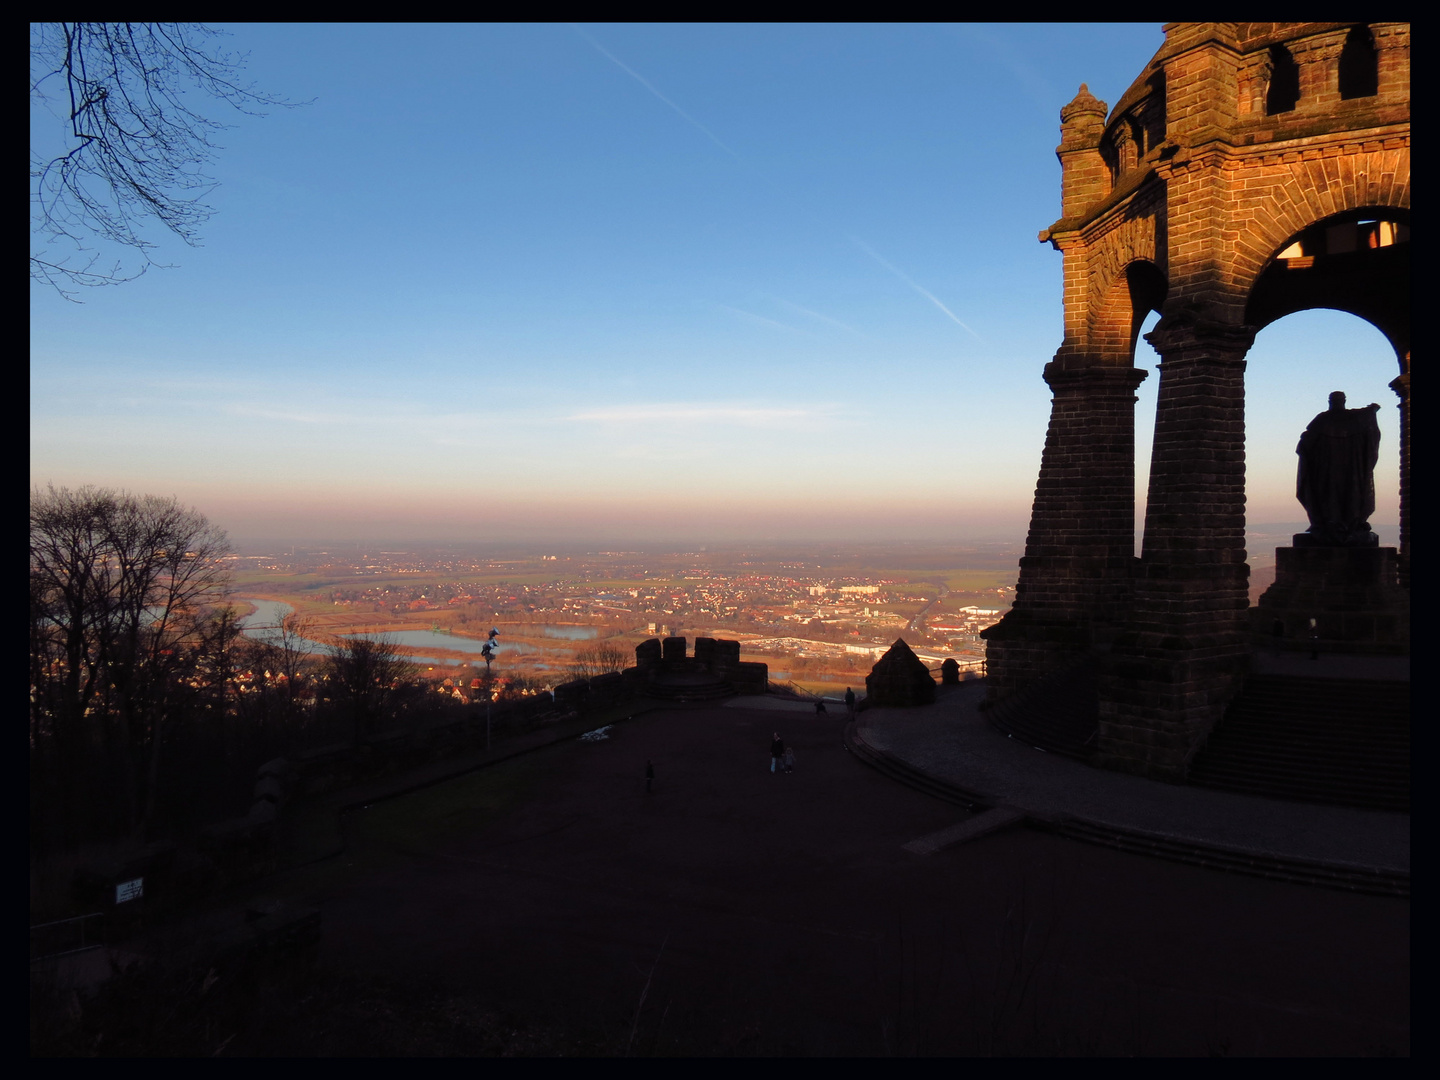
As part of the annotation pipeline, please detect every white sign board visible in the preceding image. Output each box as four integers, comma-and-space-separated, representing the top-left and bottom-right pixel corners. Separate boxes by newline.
116, 877, 144, 904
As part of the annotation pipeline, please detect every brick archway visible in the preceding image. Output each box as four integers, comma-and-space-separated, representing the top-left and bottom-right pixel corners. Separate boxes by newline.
1244, 208, 1411, 589
1230, 169, 1410, 312
984, 21, 1410, 781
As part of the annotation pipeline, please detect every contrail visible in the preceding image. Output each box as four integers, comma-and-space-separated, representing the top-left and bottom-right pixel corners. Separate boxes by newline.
950, 24, 1056, 122
773, 297, 859, 335
850, 236, 982, 341
571, 24, 743, 162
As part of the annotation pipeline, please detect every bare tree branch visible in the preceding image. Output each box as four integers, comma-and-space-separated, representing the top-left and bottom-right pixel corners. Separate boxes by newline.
30, 22, 306, 299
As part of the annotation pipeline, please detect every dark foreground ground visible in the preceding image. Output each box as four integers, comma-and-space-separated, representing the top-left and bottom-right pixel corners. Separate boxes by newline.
35, 705, 1409, 1056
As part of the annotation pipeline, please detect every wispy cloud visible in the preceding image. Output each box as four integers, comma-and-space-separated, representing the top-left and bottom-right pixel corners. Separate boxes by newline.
716, 303, 805, 334
226, 404, 360, 425
849, 236, 982, 341
571, 24, 743, 162
570, 403, 833, 428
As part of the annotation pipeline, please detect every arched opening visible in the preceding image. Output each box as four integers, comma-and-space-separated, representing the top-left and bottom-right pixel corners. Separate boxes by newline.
1134, 308, 1162, 556
1266, 45, 1300, 114
1246, 208, 1409, 598
1249, 208, 1409, 363
1123, 260, 1167, 355
1339, 25, 1379, 100
1243, 311, 1401, 604
1122, 261, 1167, 556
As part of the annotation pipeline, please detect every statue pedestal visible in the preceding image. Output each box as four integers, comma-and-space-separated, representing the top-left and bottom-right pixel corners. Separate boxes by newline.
1253, 546, 1409, 655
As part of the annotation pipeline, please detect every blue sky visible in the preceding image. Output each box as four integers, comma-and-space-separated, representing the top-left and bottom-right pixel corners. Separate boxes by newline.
30, 23, 1402, 547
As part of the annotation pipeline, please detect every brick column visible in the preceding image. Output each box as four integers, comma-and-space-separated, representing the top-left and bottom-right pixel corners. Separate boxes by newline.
984, 363, 1147, 701
1292, 33, 1346, 110
1236, 51, 1272, 117
1372, 23, 1410, 99
1095, 313, 1254, 781
1390, 360, 1410, 589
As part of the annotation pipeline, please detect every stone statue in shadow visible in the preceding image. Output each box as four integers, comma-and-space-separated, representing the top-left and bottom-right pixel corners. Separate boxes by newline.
1296, 391, 1381, 547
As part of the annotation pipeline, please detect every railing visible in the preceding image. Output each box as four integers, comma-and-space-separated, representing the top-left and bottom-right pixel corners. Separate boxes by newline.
30, 912, 106, 962
928, 657, 987, 679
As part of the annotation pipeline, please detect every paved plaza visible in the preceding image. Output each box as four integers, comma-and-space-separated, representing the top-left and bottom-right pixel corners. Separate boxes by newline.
851, 681, 1409, 879
227, 699, 1408, 1055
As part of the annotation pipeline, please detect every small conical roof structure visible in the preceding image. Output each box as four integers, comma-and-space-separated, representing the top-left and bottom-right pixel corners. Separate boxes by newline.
865, 638, 936, 707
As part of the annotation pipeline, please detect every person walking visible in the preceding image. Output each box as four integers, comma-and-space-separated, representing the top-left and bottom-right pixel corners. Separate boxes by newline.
783, 745, 795, 774
645, 759, 655, 794
844, 686, 856, 718
771, 733, 784, 774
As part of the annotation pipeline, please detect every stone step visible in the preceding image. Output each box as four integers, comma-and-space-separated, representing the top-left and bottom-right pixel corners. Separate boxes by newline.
1188, 671, 1410, 812
1051, 819, 1408, 898
1198, 749, 1409, 773
843, 723, 980, 810
1190, 764, 1408, 793
1182, 775, 1409, 814
844, 723, 1408, 897
902, 806, 1027, 855
1188, 758, 1409, 791
1199, 730, 1409, 755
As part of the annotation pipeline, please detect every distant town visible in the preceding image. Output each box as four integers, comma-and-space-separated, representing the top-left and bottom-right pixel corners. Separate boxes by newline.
226, 542, 1020, 696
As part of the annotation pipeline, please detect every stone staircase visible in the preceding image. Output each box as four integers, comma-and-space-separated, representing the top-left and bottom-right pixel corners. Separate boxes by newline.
1187, 675, 1409, 813
1052, 815, 1409, 897
843, 721, 982, 810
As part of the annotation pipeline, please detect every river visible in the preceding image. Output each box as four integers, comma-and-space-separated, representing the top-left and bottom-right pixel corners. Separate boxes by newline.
235, 598, 598, 668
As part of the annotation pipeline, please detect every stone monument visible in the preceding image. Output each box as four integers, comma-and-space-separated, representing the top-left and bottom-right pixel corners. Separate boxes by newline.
1296, 391, 1382, 547
1253, 391, 1408, 654
983, 22, 1410, 779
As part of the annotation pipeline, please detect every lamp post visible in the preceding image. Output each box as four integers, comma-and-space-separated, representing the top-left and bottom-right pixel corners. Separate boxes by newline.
481, 628, 500, 750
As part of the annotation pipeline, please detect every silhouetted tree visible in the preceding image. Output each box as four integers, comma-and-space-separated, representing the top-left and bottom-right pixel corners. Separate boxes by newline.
570, 640, 629, 680
323, 636, 421, 748
30, 22, 302, 298
240, 610, 320, 723
30, 484, 230, 840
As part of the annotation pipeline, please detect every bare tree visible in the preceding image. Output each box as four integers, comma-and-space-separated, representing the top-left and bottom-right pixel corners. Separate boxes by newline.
30, 484, 230, 836
240, 609, 320, 707
571, 639, 630, 680
323, 635, 421, 748
30, 22, 303, 299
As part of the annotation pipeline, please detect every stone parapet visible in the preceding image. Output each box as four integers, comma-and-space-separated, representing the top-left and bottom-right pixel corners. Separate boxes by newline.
623, 635, 765, 697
